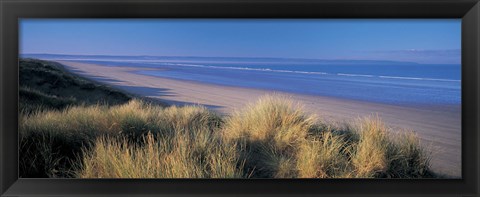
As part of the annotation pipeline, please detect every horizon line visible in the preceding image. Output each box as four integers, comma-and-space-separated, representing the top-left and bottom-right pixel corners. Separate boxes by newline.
20, 53, 428, 65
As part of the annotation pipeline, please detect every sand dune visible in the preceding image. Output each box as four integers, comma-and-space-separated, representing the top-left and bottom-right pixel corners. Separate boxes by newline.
56, 60, 462, 178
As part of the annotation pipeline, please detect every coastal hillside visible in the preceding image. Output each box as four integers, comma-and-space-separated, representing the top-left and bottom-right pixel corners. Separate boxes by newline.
19, 59, 132, 113
19, 59, 435, 178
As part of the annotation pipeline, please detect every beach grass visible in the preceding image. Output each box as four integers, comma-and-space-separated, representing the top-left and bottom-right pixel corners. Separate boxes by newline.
19, 59, 435, 178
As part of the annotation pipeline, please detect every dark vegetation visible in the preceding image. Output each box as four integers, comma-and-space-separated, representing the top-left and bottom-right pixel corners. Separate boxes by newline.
19, 58, 131, 113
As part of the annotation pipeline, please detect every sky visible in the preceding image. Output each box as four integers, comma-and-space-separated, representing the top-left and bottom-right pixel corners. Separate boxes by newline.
20, 19, 461, 64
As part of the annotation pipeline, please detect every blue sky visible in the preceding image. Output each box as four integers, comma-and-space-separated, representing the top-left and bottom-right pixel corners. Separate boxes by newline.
20, 19, 461, 64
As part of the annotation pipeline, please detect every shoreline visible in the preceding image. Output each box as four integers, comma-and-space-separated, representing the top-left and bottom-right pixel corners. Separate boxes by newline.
55, 60, 462, 177
134, 70, 461, 114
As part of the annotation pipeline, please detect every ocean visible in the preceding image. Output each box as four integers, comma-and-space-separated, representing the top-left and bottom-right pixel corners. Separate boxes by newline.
24, 55, 461, 106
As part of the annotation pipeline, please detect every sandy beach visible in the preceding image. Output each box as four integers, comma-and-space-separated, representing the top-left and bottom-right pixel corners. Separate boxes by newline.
56, 60, 462, 178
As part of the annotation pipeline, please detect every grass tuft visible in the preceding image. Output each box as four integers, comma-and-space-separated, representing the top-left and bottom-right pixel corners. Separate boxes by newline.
222, 95, 315, 177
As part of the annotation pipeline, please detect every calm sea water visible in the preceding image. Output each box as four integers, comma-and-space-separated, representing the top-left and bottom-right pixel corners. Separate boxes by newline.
25, 55, 461, 106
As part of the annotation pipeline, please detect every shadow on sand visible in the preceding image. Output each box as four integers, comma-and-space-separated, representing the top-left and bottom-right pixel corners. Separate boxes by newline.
69, 69, 225, 111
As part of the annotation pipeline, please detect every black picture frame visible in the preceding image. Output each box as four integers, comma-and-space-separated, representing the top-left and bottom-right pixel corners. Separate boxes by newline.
1, 0, 479, 196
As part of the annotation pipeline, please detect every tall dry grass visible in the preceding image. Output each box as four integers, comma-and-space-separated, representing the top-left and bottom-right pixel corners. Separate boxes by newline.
296, 132, 350, 178
78, 132, 242, 178
79, 102, 243, 178
222, 95, 315, 178
20, 99, 245, 178
351, 117, 391, 177
20, 96, 434, 178
349, 117, 432, 178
